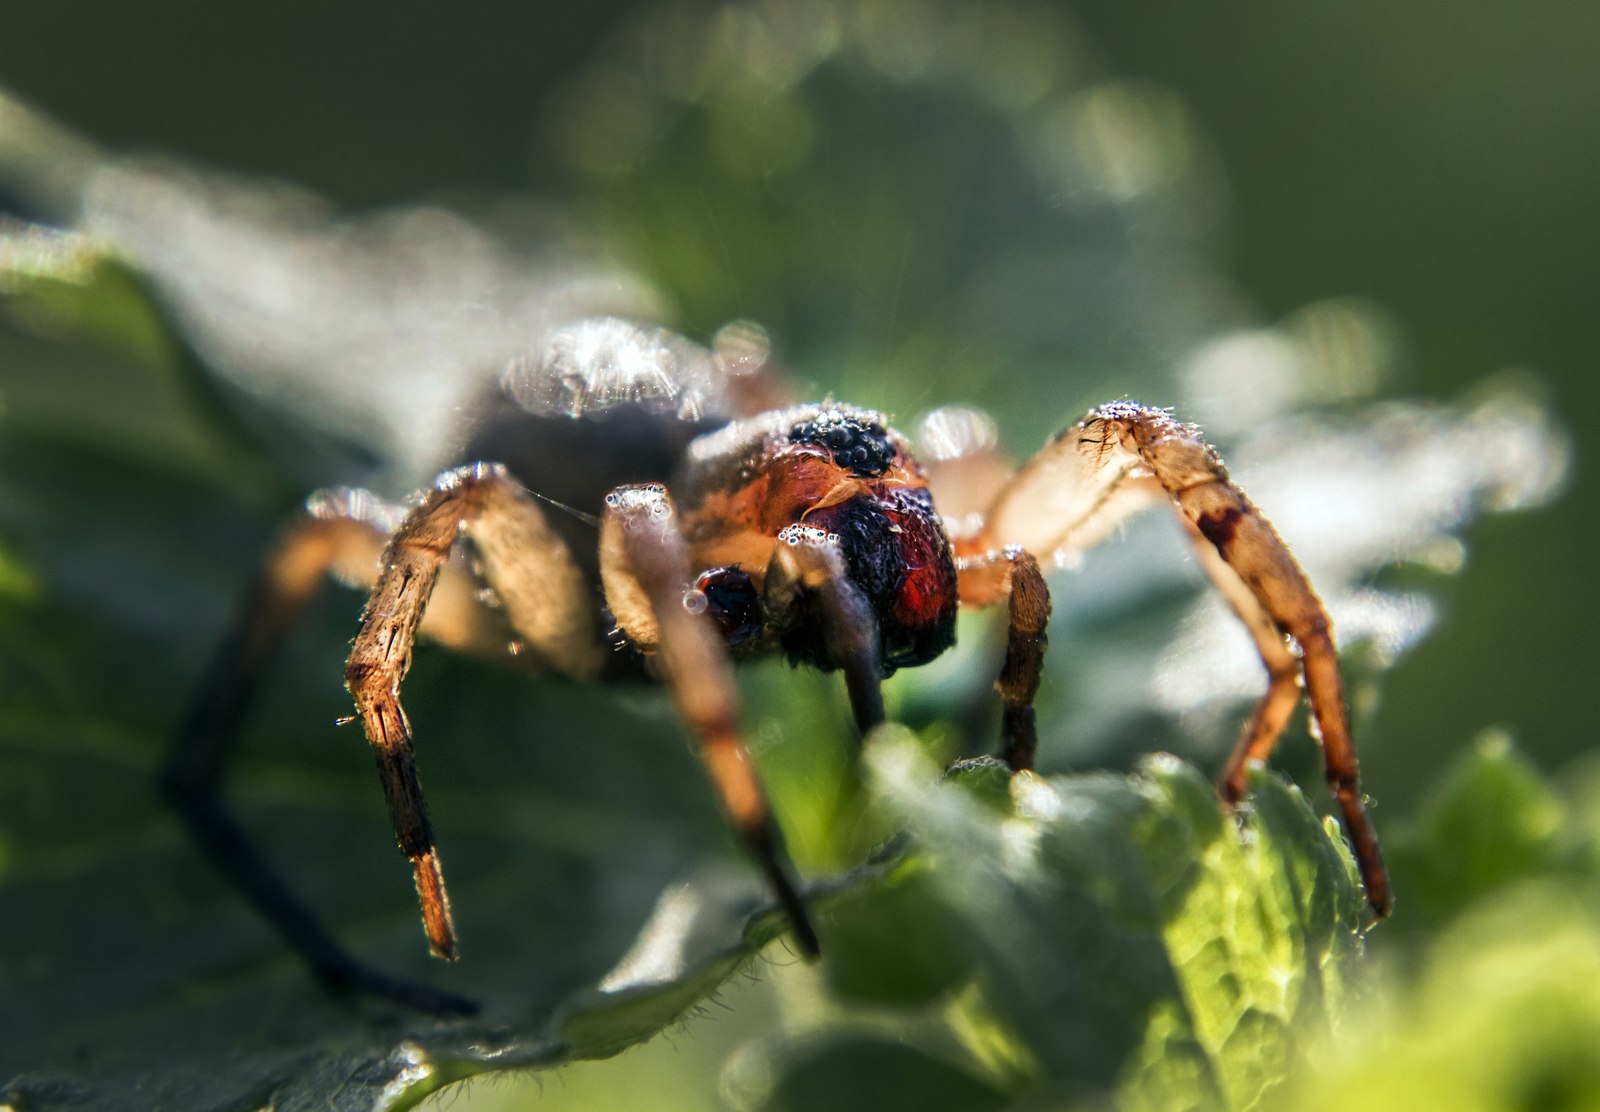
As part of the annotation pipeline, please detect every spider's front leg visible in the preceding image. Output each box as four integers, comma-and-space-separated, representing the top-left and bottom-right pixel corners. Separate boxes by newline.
962, 400, 1391, 917
344, 463, 605, 963
166, 488, 506, 1014
1080, 403, 1390, 915
599, 484, 820, 957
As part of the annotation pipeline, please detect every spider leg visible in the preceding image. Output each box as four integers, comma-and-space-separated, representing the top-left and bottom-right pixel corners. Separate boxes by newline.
955, 548, 1051, 769
343, 463, 605, 964
600, 484, 820, 957
763, 535, 885, 735
1175, 516, 1305, 804
966, 402, 1389, 916
713, 319, 797, 418
997, 551, 1051, 770
1084, 403, 1391, 916
163, 499, 485, 1015
913, 405, 1016, 547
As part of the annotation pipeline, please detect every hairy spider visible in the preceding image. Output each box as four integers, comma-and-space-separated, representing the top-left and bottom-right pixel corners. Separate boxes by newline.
163, 316, 1391, 1016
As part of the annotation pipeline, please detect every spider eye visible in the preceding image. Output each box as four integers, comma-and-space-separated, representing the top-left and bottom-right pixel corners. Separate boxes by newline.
786, 412, 896, 477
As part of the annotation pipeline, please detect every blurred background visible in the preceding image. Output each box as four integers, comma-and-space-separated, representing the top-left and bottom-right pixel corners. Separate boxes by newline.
0, 1, 1595, 1108
2, 0, 1592, 793
1072, 2, 1599, 794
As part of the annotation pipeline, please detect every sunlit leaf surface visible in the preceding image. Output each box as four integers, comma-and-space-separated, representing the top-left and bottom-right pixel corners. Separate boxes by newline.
834, 740, 1363, 1111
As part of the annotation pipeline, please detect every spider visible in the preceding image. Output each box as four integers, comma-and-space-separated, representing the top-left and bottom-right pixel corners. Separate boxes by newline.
162, 316, 1391, 1017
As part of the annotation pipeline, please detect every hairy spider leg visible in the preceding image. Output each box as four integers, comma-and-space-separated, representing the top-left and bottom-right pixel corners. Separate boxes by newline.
763, 536, 886, 735
600, 484, 821, 957
344, 463, 603, 966
163, 505, 484, 1015
1083, 403, 1391, 917
998, 551, 1051, 770
953, 548, 1052, 770
1175, 517, 1307, 803
964, 401, 1390, 917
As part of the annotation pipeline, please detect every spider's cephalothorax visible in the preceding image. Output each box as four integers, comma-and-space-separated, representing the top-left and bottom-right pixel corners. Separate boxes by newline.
168, 316, 1392, 1016
787, 483, 957, 672
678, 403, 958, 674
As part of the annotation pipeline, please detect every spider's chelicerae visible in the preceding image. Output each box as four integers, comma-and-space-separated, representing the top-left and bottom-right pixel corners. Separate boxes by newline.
164, 317, 1391, 1016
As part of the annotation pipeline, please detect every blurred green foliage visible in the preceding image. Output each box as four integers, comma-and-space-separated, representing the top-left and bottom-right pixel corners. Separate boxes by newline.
1066, 1, 1600, 798
1285, 740, 1600, 1112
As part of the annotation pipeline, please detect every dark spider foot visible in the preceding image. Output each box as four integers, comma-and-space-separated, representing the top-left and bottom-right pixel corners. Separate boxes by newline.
785, 900, 822, 961
734, 814, 822, 959
319, 961, 480, 1018
753, 849, 822, 959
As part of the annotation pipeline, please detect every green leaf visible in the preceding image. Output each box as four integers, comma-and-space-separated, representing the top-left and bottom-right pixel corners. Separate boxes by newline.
0, 220, 296, 499
845, 737, 1367, 1110
821, 860, 982, 1007
1277, 744, 1600, 1112
763, 1036, 1010, 1112
1388, 732, 1568, 930
1, 224, 172, 368
1284, 884, 1600, 1112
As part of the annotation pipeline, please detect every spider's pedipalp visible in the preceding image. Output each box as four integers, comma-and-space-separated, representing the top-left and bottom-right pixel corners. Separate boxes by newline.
764, 531, 885, 735
600, 482, 820, 957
